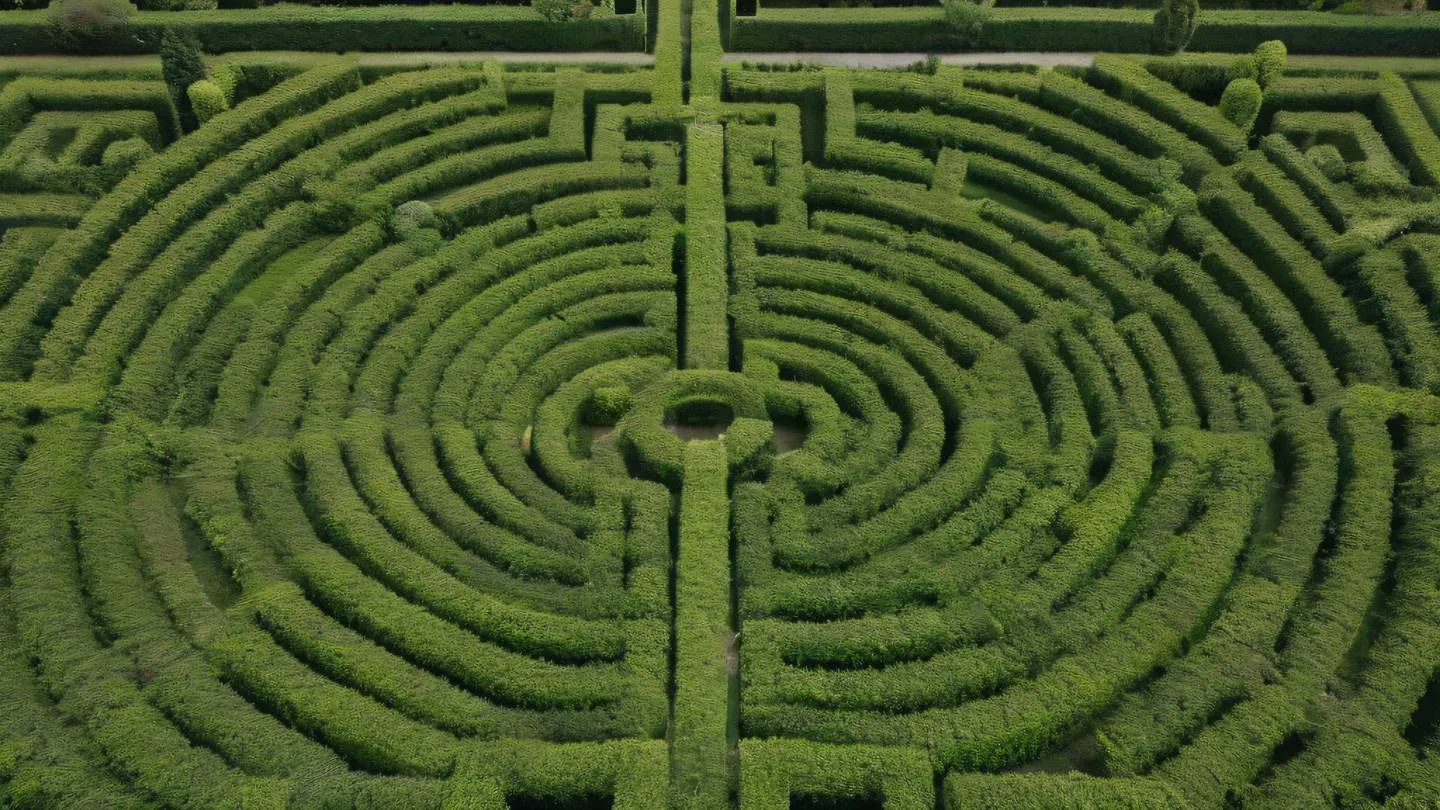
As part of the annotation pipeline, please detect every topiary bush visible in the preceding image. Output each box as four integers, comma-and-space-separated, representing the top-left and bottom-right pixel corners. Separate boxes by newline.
186, 79, 227, 125
1219, 77, 1262, 133
1253, 39, 1288, 89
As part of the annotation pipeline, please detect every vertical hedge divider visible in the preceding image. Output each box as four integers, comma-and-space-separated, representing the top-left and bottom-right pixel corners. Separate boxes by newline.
672, 440, 732, 808
685, 122, 729, 371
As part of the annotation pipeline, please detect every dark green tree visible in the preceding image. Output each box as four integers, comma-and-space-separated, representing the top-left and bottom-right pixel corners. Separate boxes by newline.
1151, 0, 1199, 55
160, 28, 206, 131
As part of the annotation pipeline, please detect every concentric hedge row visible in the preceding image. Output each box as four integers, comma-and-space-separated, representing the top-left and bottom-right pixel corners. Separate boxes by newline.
723, 52, 1440, 808
0, 58, 681, 808
1, 29, 1439, 810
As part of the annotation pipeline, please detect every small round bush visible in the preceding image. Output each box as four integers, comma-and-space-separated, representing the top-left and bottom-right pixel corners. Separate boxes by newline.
1253, 40, 1287, 89
585, 386, 632, 426
392, 200, 438, 237
187, 80, 228, 126
390, 200, 442, 253
1219, 78, 1262, 134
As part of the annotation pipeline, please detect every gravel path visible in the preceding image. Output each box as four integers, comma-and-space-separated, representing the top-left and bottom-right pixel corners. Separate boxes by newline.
720, 51, 1097, 68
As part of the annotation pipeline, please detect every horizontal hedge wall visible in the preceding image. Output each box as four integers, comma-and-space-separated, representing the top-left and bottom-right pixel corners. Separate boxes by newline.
0, 6, 644, 54
729, 7, 1440, 55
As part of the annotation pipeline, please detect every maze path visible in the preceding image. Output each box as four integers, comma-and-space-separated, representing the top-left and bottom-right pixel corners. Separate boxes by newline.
0, 29, 1439, 810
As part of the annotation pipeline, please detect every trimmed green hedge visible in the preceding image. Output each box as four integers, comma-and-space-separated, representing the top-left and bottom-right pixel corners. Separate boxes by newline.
685, 122, 728, 371
672, 440, 732, 809
0, 6, 644, 55
729, 7, 1440, 55
6, 41, 1440, 808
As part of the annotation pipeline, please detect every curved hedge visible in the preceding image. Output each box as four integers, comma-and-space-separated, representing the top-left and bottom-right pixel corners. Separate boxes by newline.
1, 38, 1440, 810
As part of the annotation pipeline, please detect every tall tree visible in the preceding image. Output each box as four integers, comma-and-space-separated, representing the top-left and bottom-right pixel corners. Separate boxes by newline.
1152, 0, 1199, 55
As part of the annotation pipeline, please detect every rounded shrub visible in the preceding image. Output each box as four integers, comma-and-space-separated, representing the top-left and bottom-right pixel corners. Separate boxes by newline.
391, 199, 438, 236
1253, 39, 1288, 89
1219, 77, 1262, 134
388, 199, 443, 252
187, 80, 228, 126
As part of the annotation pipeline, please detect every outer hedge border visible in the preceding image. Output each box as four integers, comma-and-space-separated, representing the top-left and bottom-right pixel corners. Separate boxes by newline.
728, 7, 1440, 55
0, 6, 644, 55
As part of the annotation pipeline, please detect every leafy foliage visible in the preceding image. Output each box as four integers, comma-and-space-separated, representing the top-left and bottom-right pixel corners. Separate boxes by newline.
1152, 0, 1200, 54
45, 0, 132, 51
940, 0, 990, 47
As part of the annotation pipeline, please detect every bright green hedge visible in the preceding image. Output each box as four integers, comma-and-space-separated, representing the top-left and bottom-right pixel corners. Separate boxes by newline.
685, 122, 728, 371
5, 41, 1440, 810
672, 440, 732, 808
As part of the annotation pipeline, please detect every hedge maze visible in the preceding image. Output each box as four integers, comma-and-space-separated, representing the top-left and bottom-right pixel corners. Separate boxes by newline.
3, 17, 1440, 810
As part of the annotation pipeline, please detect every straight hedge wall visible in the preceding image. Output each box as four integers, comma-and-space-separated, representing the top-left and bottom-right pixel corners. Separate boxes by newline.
0, 6, 644, 54
728, 7, 1440, 55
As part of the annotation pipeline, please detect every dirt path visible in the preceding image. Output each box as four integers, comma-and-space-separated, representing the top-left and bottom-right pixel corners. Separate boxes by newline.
719, 51, 1096, 68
